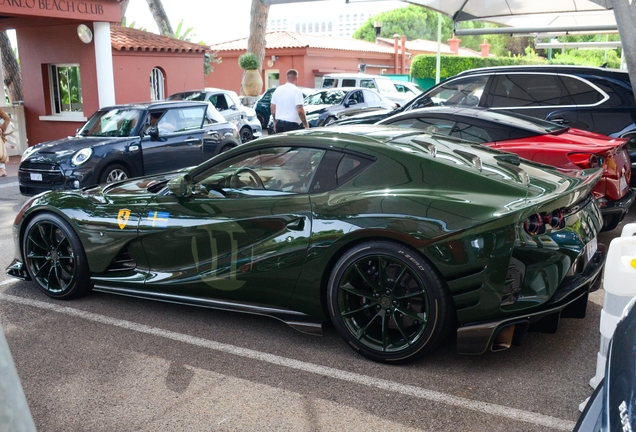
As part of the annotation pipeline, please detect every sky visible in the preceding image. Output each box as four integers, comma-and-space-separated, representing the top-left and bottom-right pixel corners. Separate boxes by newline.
124, 0, 407, 45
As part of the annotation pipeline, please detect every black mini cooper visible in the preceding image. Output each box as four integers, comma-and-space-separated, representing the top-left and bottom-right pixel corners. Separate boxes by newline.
18, 101, 241, 196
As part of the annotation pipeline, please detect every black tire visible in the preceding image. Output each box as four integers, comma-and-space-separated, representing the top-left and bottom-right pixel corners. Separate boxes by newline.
240, 126, 254, 143
327, 241, 453, 363
257, 112, 267, 129
22, 212, 91, 299
99, 163, 130, 184
219, 145, 234, 154
324, 116, 337, 126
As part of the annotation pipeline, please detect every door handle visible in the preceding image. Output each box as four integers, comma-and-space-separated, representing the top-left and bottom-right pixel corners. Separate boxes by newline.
286, 217, 305, 231
184, 138, 201, 144
550, 118, 569, 124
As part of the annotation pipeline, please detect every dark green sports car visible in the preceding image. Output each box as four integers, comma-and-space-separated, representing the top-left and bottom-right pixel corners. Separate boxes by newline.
6, 126, 606, 363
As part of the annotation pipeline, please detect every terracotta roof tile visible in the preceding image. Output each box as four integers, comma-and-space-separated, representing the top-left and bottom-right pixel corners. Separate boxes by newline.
110, 25, 208, 53
210, 31, 397, 54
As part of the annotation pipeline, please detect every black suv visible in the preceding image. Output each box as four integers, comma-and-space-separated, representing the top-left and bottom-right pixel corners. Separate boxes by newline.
334, 66, 636, 179
18, 101, 241, 195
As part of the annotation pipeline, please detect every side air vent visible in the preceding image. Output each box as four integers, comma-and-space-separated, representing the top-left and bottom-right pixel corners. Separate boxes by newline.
108, 250, 137, 272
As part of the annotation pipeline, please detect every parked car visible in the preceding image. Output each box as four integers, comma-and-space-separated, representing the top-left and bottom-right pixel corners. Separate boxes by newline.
379, 106, 635, 231
304, 87, 396, 127
393, 81, 424, 100
7, 126, 605, 363
167, 88, 262, 143
332, 65, 636, 179
574, 297, 636, 431
254, 86, 315, 129
321, 73, 409, 106
18, 101, 241, 196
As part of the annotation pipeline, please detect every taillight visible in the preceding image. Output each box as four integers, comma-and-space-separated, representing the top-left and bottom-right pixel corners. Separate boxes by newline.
568, 153, 603, 169
524, 209, 566, 235
543, 209, 565, 229
524, 213, 545, 235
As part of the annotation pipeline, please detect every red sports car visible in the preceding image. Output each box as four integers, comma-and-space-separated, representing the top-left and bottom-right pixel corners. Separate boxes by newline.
379, 106, 634, 231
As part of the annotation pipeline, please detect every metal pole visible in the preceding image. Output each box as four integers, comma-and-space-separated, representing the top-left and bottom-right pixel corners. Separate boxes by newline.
436, 13, 441, 84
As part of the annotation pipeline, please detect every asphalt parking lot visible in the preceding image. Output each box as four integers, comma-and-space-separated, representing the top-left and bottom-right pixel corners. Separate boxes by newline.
1, 159, 633, 431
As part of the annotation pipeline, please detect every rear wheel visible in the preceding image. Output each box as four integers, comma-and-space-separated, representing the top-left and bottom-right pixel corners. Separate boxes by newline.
99, 163, 129, 184
240, 126, 254, 143
22, 213, 91, 299
327, 241, 453, 363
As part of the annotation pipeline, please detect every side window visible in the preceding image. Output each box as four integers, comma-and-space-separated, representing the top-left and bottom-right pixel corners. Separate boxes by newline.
560, 76, 606, 106
491, 74, 566, 107
427, 76, 487, 107
342, 79, 356, 87
360, 79, 376, 89
310, 151, 375, 192
449, 122, 491, 143
193, 147, 326, 195
348, 91, 364, 104
214, 94, 230, 111
362, 90, 380, 102
176, 107, 206, 131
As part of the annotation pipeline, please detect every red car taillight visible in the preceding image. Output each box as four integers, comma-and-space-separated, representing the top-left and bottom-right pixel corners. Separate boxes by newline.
568, 153, 603, 169
567, 153, 602, 169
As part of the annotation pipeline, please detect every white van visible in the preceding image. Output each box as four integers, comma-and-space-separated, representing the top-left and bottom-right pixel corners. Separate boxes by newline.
321, 73, 408, 106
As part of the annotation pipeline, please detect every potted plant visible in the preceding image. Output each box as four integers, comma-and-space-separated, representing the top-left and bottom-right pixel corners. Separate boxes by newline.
239, 52, 263, 97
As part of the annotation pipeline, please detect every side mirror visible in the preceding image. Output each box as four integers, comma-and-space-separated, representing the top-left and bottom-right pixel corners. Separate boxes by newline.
347, 100, 358, 107
411, 96, 433, 109
148, 126, 160, 139
230, 104, 238, 110
167, 174, 193, 197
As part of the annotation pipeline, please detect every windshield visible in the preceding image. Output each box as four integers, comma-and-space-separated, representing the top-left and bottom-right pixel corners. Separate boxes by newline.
305, 90, 347, 106
78, 108, 143, 137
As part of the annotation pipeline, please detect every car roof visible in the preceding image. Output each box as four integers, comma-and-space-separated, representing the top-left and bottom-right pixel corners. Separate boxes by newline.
457, 64, 629, 79
99, 100, 211, 111
390, 106, 565, 132
322, 73, 392, 80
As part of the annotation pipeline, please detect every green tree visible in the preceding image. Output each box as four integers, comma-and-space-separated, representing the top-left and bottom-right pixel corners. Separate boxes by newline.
352, 5, 533, 58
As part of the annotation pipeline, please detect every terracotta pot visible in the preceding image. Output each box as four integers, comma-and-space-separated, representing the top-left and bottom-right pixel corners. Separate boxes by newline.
242, 70, 263, 96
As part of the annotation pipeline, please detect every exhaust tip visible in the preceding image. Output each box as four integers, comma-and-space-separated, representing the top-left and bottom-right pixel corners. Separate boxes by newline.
491, 325, 515, 352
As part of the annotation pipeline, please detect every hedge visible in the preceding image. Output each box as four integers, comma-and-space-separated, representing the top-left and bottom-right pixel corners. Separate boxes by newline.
410, 54, 545, 81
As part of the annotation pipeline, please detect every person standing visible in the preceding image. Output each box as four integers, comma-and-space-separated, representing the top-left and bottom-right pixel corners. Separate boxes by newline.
0, 108, 11, 177
270, 69, 309, 133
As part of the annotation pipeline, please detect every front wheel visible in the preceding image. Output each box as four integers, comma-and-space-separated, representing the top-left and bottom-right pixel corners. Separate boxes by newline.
240, 126, 254, 143
324, 116, 337, 126
327, 241, 453, 363
22, 212, 91, 299
99, 163, 130, 184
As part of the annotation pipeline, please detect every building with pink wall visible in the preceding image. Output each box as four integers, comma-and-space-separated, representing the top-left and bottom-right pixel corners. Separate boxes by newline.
207, 31, 410, 95
0, 2, 207, 147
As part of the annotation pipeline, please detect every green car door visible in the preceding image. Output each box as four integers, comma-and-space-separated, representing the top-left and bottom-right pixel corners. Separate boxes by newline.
137, 146, 326, 308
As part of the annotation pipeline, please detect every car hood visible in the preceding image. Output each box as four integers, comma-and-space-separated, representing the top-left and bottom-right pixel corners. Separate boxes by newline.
23, 136, 132, 160
242, 106, 256, 117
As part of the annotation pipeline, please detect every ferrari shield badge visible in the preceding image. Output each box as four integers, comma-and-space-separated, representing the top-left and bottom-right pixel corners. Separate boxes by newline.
117, 209, 131, 229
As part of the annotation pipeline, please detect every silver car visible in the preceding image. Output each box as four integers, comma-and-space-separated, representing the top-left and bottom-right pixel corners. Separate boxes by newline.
167, 88, 262, 143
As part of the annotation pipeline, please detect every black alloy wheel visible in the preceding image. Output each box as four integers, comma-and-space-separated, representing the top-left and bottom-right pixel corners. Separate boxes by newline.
22, 212, 91, 299
328, 241, 453, 363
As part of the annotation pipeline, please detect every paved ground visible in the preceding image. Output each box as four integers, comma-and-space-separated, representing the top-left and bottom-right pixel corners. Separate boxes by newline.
0, 159, 633, 431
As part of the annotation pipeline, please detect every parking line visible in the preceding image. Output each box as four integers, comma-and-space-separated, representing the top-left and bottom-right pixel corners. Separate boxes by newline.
0, 292, 576, 431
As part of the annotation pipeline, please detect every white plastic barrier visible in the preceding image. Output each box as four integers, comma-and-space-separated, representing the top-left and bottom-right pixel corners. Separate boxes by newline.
589, 222, 636, 389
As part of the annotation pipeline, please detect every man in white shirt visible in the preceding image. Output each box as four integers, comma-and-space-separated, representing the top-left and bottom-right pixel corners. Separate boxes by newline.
271, 69, 309, 133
